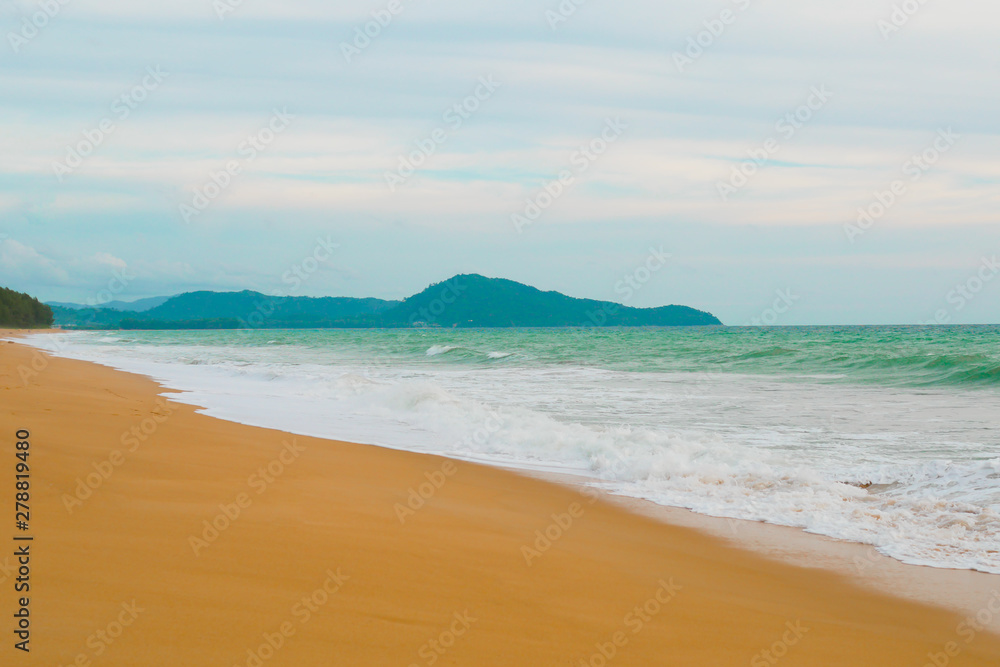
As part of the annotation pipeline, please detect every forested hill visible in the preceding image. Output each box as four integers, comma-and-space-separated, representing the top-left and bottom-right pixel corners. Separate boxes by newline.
51, 291, 399, 328
0, 287, 54, 328
384, 274, 723, 327
50, 275, 723, 329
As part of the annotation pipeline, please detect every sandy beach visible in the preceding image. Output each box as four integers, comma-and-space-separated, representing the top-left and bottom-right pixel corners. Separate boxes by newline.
2, 335, 1000, 666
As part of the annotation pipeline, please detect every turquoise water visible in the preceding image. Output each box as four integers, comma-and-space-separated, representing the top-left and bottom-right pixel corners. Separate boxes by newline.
25, 325, 1000, 573
85, 325, 1000, 388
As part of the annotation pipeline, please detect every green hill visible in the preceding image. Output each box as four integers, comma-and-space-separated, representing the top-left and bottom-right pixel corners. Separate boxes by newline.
383, 274, 721, 327
52, 291, 398, 328
143, 291, 397, 325
50, 275, 722, 329
0, 287, 54, 328
48, 296, 171, 312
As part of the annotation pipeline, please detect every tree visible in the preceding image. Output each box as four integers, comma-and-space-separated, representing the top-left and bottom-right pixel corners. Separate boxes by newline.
0, 287, 54, 328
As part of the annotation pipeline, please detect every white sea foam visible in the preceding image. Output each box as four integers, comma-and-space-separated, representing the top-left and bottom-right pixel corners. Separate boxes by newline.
20, 331, 1000, 574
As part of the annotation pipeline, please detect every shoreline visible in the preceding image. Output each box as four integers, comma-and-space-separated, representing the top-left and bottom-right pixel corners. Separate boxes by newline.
530, 469, 1000, 634
16, 329, 1000, 595
3, 334, 1000, 664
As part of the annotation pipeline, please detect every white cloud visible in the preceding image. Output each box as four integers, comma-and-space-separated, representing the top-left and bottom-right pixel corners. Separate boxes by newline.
0, 239, 71, 285
1, 0, 998, 321
0, 238, 133, 288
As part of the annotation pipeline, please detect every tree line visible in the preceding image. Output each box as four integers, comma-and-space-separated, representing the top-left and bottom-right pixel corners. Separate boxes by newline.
0, 287, 54, 328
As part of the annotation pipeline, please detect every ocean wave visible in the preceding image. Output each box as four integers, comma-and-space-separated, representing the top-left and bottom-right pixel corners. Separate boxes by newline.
426, 345, 458, 356
19, 328, 1000, 574
734, 347, 797, 360
339, 376, 1000, 573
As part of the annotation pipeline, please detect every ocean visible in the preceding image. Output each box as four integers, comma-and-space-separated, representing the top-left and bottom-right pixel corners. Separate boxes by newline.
23, 326, 1000, 573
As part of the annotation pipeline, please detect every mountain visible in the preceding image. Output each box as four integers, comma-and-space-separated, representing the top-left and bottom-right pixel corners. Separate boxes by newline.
50, 305, 135, 328
144, 291, 398, 325
0, 287, 54, 328
52, 291, 398, 328
47, 296, 172, 312
51, 275, 722, 329
382, 274, 721, 327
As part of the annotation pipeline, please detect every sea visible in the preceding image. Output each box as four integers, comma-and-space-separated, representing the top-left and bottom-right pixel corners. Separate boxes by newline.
21, 326, 1000, 573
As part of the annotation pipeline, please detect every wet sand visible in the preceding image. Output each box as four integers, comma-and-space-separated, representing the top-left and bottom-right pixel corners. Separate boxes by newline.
2, 336, 999, 665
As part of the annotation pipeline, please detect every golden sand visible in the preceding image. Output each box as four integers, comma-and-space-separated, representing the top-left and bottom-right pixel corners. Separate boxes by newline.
1, 336, 999, 665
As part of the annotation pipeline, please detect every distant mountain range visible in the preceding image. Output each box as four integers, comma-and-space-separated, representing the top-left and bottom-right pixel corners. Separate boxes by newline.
48, 295, 173, 312
49, 274, 722, 329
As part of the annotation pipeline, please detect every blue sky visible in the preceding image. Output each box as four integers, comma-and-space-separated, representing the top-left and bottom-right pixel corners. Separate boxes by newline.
1, 0, 998, 325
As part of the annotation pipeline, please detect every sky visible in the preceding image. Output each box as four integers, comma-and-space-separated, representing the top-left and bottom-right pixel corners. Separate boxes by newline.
1, 0, 998, 325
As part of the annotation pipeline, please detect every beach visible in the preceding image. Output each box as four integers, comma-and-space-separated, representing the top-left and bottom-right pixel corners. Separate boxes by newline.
2, 335, 1000, 666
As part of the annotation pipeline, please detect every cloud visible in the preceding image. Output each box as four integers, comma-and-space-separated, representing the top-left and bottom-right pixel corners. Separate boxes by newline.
0, 238, 132, 289
1, 0, 998, 322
